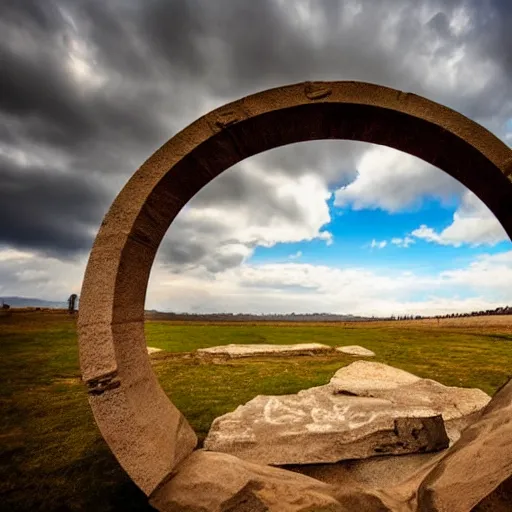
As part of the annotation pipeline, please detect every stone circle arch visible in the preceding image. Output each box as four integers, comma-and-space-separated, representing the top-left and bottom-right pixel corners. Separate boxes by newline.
77, 81, 512, 498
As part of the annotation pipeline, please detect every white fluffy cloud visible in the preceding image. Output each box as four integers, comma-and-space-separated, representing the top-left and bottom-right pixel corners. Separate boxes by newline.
370, 240, 388, 249
391, 237, 415, 248
192, 168, 333, 248
0, 248, 84, 299
335, 146, 509, 249
2, 244, 511, 317
411, 191, 509, 247
440, 251, 512, 299
146, 250, 512, 316
334, 145, 463, 213
158, 156, 335, 273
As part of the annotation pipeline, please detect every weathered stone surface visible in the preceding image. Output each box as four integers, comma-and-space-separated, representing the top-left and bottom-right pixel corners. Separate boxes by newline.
204, 362, 492, 465
416, 378, 512, 512
330, 361, 422, 392
81, 321, 197, 495
291, 378, 512, 511
288, 451, 443, 490
149, 450, 346, 512
197, 343, 333, 358
330, 362, 491, 444
336, 345, 375, 356
147, 346, 162, 354
204, 382, 449, 465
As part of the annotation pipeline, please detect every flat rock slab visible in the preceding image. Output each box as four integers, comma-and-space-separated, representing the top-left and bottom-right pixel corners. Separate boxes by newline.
336, 345, 375, 356
204, 362, 490, 465
197, 343, 333, 358
147, 347, 163, 354
204, 384, 449, 466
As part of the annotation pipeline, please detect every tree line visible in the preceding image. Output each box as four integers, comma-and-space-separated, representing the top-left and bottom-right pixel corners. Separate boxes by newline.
389, 306, 512, 321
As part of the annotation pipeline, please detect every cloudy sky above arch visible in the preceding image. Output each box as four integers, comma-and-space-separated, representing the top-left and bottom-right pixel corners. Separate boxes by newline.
0, 0, 511, 316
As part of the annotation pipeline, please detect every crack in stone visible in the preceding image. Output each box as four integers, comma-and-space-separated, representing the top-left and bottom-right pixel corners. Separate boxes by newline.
86, 370, 121, 396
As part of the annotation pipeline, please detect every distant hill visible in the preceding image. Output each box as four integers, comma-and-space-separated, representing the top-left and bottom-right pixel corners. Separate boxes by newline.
144, 307, 512, 322
143, 311, 375, 322
2, 298, 510, 320
0, 297, 68, 309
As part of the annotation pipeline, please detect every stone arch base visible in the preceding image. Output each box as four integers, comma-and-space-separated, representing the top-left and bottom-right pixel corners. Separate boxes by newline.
77, 81, 512, 511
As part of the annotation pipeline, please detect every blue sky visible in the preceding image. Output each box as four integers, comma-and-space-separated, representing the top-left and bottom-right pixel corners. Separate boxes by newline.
250, 198, 510, 273
249, 196, 511, 304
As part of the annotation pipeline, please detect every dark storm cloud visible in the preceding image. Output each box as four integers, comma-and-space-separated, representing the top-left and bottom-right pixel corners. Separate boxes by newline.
131, 0, 512, 119
482, 0, 512, 112
0, 35, 166, 153
0, 0, 187, 153
161, 233, 249, 273
189, 141, 362, 210
189, 167, 307, 221
0, 156, 110, 257
137, 0, 409, 96
161, 240, 209, 270
1, 0, 511, 266
0, 0, 62, 32
158, 209, 249, 272
158, 141, 362, 272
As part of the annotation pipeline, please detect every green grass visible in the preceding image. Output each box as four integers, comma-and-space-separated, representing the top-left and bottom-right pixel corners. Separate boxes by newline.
146, 321, 512, 395
1, 313, 511, 511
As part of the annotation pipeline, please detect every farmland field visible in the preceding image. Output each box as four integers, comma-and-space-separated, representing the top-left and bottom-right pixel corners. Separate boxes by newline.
1, 311, 511, 511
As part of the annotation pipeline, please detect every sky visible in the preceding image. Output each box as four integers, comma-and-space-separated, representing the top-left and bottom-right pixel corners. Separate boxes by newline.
1, 0, 511, 317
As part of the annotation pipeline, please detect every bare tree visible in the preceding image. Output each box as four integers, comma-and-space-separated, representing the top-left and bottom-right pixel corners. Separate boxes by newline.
68, 294, 78, 314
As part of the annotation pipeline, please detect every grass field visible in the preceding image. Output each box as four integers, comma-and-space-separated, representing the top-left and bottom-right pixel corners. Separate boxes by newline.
1, 312, 511, 511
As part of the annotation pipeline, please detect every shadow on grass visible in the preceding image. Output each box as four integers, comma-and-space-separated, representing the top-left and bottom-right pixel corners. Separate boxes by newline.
2, 439, 153, 512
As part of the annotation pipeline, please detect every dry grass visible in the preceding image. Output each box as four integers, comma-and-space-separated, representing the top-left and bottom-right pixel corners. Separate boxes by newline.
370, 315, 512, 332
143, 314, 512, 330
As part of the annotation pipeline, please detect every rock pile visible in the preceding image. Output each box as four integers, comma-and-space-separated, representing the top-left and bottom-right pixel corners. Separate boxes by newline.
148, 362, 512, 511
203, 362, 490, 464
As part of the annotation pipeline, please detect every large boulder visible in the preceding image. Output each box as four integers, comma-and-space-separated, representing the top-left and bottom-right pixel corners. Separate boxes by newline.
149, 450, 392, 512
204, 362, 491, 465
197, 343, 333, 358
415, 378, 512, 511
329, 361, 420, 393
329, 361, 490, 444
